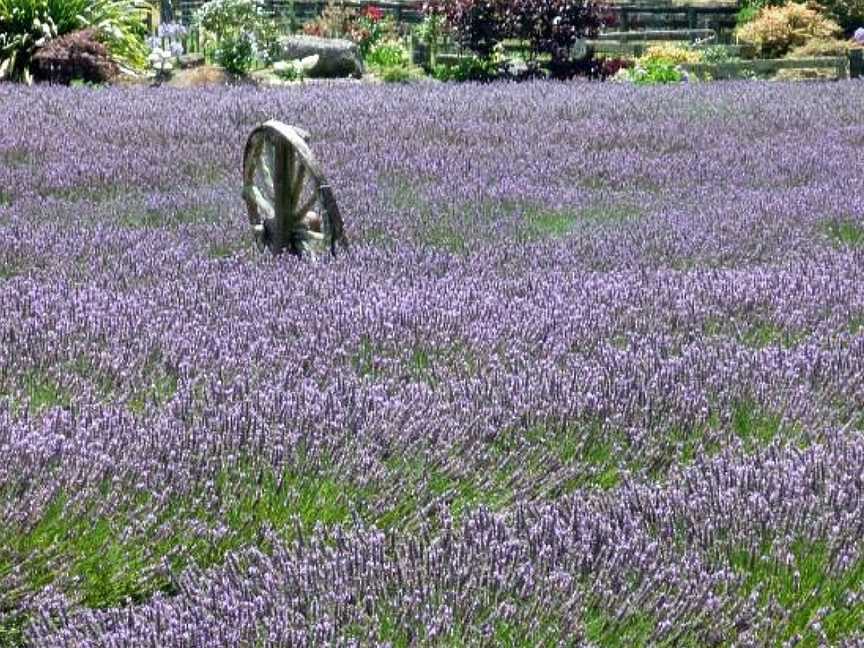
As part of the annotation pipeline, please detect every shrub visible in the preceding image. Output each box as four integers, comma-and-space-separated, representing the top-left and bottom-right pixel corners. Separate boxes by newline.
424, 0, 605, 74
735, 2, 842, 58
818, 0, 864, 33
194, 0, 278, 61
785, 36, 851, 56
377, 62, 425, 82
303, 3, 396, 57
639, 43, 702, 65
697, 44, 738, 63
627, 59, 685, 84
273, 54, 318, 81
431, 53, 503, 81
194, 0, 262, 42
412, 14, 444, 66
366, 39, 410, 68
0, 0, 148, 83
597, 56, 633, 79
215, 30, 256, 74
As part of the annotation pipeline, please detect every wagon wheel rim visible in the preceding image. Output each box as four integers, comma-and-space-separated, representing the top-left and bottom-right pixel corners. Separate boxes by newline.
242, 120, 345, 257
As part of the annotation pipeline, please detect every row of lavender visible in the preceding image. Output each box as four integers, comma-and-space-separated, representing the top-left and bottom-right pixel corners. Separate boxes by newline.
1, 80, 864, 645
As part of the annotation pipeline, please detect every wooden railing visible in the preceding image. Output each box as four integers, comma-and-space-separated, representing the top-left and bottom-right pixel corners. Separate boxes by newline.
682, 52, 864, 79
175, 0, 423, 25
612, 4, 738, 31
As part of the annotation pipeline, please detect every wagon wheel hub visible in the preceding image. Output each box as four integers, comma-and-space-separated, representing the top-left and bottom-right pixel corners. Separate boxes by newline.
242, 120, 347, 257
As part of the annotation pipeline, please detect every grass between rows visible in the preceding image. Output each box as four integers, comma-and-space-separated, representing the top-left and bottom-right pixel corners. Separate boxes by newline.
0, 397, 834, 645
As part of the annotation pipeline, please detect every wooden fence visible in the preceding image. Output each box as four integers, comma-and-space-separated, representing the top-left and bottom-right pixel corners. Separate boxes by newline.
682, 52, 864, 80
174, 0, 423, 26
611, 4, 738, 34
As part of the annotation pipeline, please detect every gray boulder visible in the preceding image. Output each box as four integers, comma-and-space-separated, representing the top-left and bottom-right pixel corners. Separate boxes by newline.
277, 35, 363, 78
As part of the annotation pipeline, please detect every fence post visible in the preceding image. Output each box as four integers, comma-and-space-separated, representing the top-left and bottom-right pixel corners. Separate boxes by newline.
621, 8, 629, 31
851, 49, 863, 79
687, 7, 696, 29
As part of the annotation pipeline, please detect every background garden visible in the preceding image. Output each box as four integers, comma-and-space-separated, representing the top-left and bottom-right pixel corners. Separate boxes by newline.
1, 0, 864, 85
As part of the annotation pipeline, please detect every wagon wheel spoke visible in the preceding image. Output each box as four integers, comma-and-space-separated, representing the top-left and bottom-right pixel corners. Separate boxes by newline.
290, 162, 307, 216
296, 189, 318, 220
254, 142, 275, 203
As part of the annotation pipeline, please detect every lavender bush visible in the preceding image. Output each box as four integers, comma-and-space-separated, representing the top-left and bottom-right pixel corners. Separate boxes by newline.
1, 79, 864, 646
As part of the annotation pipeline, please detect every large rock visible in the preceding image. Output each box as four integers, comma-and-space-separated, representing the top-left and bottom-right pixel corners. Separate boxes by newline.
277, 35, 363, 78
32, 29, 119, 85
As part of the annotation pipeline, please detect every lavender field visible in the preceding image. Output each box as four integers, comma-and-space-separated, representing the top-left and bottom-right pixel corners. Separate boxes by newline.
1, 79, 864, 646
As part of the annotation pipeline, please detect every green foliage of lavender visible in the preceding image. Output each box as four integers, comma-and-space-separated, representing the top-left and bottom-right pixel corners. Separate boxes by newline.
2, 80, 864, 645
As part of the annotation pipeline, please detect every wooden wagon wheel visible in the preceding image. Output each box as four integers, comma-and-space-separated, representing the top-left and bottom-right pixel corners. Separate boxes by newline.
242, 120, 347, 257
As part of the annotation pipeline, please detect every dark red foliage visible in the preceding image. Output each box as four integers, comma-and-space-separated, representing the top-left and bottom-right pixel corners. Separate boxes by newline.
31, 29, 119, 85
425, 0, 607, 67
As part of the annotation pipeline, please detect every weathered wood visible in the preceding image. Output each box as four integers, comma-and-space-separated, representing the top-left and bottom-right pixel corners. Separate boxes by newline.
681, 56, 849, 80
242, 121, 346, 257
850, 49, 863, 79
597, 28, 714, 41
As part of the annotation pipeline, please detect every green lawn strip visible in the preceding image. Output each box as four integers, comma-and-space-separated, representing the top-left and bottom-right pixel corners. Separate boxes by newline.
65, 353, 178, 415
704, 317, 804, 349
724, 539, 864, 645
0, 463, 369, 633
345, 592, 574, 646
823, 218, 864, 248
350, 337, 480, 385
0, 371, 71, 417
520, 202, 641, 241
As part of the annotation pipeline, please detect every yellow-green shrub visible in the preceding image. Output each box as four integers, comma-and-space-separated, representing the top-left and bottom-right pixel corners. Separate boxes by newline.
735, 2, 841, 58
785, 36, 850, 56
639, 43, 703, 65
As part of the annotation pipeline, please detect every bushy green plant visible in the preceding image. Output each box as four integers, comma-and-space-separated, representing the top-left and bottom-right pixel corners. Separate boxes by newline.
194, 0, 279, 62
194, 0, 262, 42
627, 60, 685, 84
366, 39, 409, 68
0, 0, 148, 83
272, 54, 318, 81
377, 62, 424, 82
412, 14, 443, 66
698, 44, 738, 63
215, 30, 256, 74
431, 53, 502, 81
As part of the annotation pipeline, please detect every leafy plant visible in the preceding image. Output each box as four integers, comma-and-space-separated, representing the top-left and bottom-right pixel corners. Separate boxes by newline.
194, 0, 263, 42
735, 2, 842, 58
818, 0, 864, 34
194, 0, 279, 62
432, 51, 503, 81
377, 62, 424, 82
412, 14, 444, 66
0, 0, 148, 83
698, 44, 738, 63
785, 36, 851, 56
302, 2, 396, 57
639, 42, 702, 65
627, 59, 685, 84
366, 39, 410, 68
424, 0, 605, 78
596, 56, 634, 79
272, 54, 318, 81
215, 30, 256, 74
